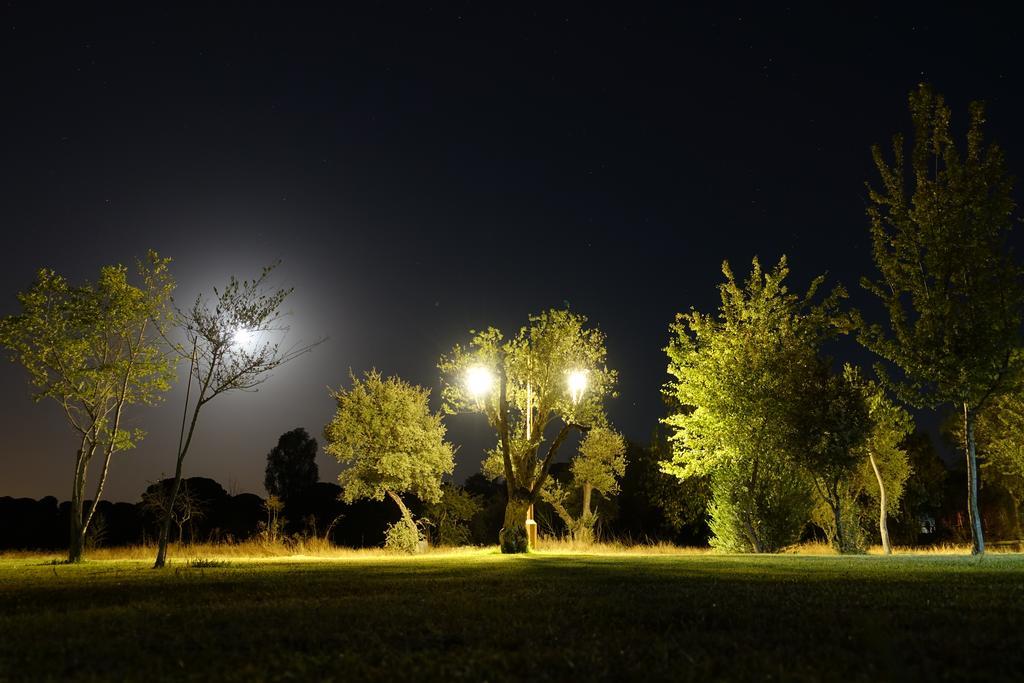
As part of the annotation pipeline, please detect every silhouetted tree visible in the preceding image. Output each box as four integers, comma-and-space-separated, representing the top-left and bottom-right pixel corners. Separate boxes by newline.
264, 427, 319, 507
143, 480, 204, 543
614, 437, 710, 545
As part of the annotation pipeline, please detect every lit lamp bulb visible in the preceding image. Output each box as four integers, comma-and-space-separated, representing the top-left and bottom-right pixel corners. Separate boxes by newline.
466, 366, 494, 400
567, 369, 588, 404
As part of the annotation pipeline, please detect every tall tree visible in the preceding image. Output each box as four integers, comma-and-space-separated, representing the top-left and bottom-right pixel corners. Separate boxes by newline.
541, 426, 626, 543
861, 83, 1023, 554
264, 427, 319, 506
153, 263, 318, 568
0, 252, 174, 562
440, 309, 617, 553
323, 370, 455, 552
661, 256, 850, 553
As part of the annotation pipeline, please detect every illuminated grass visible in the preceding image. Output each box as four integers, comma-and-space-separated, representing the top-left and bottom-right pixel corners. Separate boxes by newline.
2, 552, 1023, 681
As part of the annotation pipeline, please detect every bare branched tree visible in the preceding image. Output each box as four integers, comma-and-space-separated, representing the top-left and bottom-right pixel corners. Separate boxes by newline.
153, 263, 321, 567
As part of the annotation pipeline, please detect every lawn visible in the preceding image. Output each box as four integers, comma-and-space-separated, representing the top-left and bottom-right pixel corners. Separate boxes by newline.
2, 550, 1023, 681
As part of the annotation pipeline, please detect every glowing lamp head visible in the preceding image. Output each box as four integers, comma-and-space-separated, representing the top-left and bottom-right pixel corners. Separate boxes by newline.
567, 369, 588, 404
466, 366, 495, 400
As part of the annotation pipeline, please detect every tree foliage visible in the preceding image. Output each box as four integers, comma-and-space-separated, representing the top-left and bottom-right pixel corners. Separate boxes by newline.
324, 370, 454, 553
0, 251, 175, 562
439, 309, 617, 552
861, 83, 1023, 554
662, 256, 851, 552
541, 426, 626, 542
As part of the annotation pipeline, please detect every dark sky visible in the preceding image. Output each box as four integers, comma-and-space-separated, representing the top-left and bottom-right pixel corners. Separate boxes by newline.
3, 4, 1023, 502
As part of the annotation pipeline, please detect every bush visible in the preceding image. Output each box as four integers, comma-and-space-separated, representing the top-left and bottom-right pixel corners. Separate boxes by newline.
811, 495, 868, 554
708, 461, 813, 553
384, 516, 421, 554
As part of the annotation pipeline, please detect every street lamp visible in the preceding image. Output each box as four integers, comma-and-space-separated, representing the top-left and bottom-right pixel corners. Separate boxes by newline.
465, 366, 494, 401
567, 369, 588, 404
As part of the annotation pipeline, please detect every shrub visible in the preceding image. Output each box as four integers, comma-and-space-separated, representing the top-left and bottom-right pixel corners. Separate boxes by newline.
708, 461, 813, 553
384, 516, 421, 554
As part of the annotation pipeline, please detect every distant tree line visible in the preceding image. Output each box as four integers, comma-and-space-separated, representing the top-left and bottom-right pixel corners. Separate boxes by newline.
4, 422, 1018, 551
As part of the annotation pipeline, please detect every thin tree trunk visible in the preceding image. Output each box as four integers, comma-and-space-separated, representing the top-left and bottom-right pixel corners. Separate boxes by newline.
546, 496, 575, 531
82, 447, 114, 542
156, 449, 188, 567
964, 403, 985, 555
738, 512, 763, 554
386, 490, 413, 524
68, 446, 89, 563
869, 453, 891, 555
82, 362, 134, 537
742, 456, 763, 553
830, 496, 845, 554
155, 342, 204, 569
582, 482, 593, 518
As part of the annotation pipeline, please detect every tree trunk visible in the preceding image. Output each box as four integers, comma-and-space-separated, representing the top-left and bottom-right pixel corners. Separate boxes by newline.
68, 449, 88, 563
869, 453, 891, 555
830, 496, 845, 554
155, 344, 205, 569
386, 490, 413, 524
500, 496, 531, 554
155, 451, 187, 568
738, 509, 763, 554
741, 457, 763, 553
581, 482, 593, 518
964, 403, 985, 555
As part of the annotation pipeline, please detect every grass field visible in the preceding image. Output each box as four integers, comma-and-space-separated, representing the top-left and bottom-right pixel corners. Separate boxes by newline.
2, 549, 1023, 681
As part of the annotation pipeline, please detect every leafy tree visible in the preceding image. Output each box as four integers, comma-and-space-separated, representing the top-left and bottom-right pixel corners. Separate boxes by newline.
541, 427, 626, 543
422, 483, 483, 546
792, 363, 873, 553
323, 370, 455, 553
662, 256, 849, 553
440, 309, 617, 553
0, 252, 174, 562
849, 369, 915, 554
861, 84, 1024, 554
264, 427, 319, 506
154, 263, 318, 568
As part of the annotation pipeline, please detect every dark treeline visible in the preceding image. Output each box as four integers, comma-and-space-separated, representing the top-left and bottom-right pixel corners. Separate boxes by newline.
3, 431, 1014, 551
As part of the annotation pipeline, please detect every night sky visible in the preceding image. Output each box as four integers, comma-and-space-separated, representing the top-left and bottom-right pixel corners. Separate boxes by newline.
3, 5, 1023, 502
